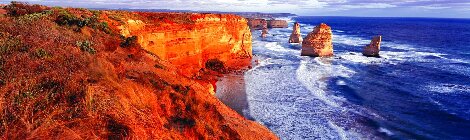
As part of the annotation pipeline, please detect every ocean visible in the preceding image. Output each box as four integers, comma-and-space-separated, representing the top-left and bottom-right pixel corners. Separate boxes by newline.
216, 16, 470, 139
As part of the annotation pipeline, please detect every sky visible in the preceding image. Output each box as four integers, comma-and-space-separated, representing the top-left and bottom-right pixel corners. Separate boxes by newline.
1, 0, 470, 18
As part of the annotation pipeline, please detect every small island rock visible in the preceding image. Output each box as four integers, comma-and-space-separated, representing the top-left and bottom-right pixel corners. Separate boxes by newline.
301, 23, 333, 57
363, 36, 382, 57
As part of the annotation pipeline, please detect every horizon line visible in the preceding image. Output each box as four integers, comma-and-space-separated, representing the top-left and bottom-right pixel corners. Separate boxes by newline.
1, 2, 469, 19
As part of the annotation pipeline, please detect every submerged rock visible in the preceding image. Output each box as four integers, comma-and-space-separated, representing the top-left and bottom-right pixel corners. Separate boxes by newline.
301, 23, 333, 57
363, 35, 382, 57
289, 22, 302, 43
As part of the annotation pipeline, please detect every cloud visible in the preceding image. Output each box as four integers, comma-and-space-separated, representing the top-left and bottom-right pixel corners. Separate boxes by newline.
1, 0, 469, 18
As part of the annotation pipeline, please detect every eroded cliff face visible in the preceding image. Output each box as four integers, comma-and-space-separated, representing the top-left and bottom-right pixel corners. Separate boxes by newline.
119, 13, 252, 77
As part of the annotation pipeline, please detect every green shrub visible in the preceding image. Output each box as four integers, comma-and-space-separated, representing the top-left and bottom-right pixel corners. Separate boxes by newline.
120, 36, 138, 48
98, 22, 111, 34
205, 59, 225, 72
154, 63, 165, 69
76, 40, 96, 54
55, 10, 80, 26
55, 10, 111, 34
34, 48, 52, 58
5, 1, 50, 16
0, 32, 23, 55
17, 10, 53, 22
171, 84, 190, 95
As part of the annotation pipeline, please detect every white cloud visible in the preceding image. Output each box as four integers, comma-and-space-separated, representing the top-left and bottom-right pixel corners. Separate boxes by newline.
1, 0, 469, 18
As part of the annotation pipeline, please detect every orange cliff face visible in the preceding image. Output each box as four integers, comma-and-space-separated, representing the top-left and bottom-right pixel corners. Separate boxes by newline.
119, 13, 253, 77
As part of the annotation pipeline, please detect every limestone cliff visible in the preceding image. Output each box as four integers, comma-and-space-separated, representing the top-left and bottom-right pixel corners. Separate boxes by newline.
289, 22, 302, 43
363, 35, 382, 57
119, 13, 253, 77
301, 23, 333, 57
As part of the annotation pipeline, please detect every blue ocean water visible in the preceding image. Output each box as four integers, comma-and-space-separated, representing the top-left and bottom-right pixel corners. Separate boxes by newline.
216, 16, 470, 139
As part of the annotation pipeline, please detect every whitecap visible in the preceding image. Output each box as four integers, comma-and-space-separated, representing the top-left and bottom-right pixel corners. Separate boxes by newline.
379, 127, 394, 136
334, 30, 345, 33
265, 42, 299, 54
336, 80, 347, 86
426, 84, 470, 94
333, 34, 370, 46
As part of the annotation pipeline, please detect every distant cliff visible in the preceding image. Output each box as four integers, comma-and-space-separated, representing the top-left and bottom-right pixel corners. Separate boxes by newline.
0, 2, 276, 139
267, 20, 288, 28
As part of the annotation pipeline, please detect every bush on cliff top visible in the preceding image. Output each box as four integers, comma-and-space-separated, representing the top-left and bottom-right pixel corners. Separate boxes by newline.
76, 40, 96, 54
4, 1, 50, 16
55, 8, 111, 33
120, 36, 138, 48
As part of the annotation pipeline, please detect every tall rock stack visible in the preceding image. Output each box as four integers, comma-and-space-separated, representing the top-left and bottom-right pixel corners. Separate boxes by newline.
261, 20, 268, 38
301, 23, 333, 57
363, 36, 382, 57
289, 22, 302, 43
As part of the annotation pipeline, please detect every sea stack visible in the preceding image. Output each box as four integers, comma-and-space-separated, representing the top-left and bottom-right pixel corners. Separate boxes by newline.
289, 22, 302, 43
301, 23, 333, 57
363, 35, 382, 57
261, 20, 268, 38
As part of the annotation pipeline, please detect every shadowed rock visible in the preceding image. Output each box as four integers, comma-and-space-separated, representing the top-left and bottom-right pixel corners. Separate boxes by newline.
363, 36, 382, 57
301, 23, 333, 57
289, 22, 302, 43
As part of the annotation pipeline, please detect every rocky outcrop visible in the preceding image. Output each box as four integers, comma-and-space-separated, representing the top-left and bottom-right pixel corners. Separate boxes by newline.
363, 35, 382, 57
261, 20, 268, 38
267, 20, 288, 28
289, 22, 302, 43
301, 23, 333, 57
120, 13, 253, 76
